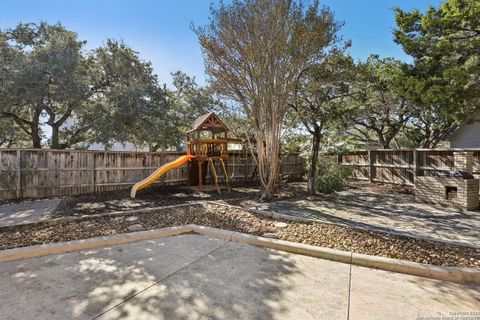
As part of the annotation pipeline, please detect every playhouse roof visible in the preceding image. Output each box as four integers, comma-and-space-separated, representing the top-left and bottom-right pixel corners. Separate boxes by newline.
188, 112, 230, 133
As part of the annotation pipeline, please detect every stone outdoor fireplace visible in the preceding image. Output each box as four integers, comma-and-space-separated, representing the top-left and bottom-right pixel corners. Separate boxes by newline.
415, 152, 479, 210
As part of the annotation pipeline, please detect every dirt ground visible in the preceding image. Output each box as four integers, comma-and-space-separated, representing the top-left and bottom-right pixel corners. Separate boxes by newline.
52, 183, 256, 217
53, 181, 413, 217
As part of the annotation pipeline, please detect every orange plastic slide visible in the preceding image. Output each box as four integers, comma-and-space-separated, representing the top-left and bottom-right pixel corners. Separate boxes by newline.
130, 154, 195, 198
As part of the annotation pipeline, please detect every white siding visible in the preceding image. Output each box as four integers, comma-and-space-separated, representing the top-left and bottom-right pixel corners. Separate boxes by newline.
450, 121, 480, 148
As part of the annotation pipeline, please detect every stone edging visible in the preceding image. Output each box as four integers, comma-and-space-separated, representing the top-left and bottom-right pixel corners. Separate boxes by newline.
0, 225, 193, 263
0, 224, 478, 284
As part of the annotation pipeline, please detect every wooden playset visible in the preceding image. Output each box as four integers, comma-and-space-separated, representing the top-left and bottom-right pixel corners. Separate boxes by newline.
186, 112, 231, 193
130, 112, 231, 198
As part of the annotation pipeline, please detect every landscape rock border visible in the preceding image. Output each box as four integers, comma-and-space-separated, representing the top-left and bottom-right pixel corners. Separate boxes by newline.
1, 224, 478, 284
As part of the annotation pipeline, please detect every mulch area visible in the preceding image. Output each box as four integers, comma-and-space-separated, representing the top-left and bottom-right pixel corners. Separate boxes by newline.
51, 181, 412, 218
51, 181, 315, 217
52, 183, 261, 217
1, 203, 479, 268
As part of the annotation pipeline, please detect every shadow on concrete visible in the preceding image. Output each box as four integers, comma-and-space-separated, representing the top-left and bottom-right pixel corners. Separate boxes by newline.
90, 243, 299, 319
348, 265, 480, 320
2, 235, 334, 320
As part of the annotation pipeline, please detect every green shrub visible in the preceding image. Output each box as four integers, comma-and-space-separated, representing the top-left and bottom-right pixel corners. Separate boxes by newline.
315, 157, 354, 194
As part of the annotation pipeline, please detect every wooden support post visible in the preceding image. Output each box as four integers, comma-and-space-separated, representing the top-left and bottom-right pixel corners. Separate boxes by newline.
413, 149, 420, 184
16, 149, 22, 199
244, 150, 249, 183
90, 151, 96, 193
368, 150, 375, 183
198, 160, 202, 191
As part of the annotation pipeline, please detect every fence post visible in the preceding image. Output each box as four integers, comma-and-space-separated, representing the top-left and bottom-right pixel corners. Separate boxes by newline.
245, 151, 250, 182
90, 151, 96, 193
368, 150, 375, 183
15, 149, 22, 199
413, 149, 419, 184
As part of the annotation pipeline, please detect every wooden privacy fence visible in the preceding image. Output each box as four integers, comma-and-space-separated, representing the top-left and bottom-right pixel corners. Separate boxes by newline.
0, 149, 305, 201
340, 149, 480, 186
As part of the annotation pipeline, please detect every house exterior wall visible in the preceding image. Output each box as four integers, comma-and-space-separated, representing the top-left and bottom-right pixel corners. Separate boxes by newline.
449, 121, 480, 148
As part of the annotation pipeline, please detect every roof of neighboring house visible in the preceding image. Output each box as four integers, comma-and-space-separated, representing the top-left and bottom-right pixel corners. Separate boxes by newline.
188, 112, 230, 133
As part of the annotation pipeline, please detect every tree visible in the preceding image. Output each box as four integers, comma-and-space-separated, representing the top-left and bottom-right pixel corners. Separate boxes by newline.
349, 55, 418, 149
0, 23, 56, 148
290, 54, 354, 194
403, 105, 458, 148
85, 40, 172, 151
194, 0, 343, 198
162, 71, 219, 150
394, 0, 480, 132
0, 118, 32, 148
0, 22, 172, 150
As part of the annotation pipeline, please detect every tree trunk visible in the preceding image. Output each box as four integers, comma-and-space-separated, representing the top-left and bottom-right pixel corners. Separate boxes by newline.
380, 136, 390, 149
257, 131, 272, 200
307, 126, 321, 195
256, 124, 280, 201
30, 110, 42, 149
50, 124, 60, 149
30, 126, 41, 148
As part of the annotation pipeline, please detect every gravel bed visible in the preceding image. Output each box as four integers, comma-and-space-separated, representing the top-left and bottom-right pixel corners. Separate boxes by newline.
1, 204, 479, 268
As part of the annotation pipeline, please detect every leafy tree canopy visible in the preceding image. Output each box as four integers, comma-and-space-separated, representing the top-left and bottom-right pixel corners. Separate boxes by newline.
394, 0, 480, 117
349, 55, 418, 149
0, 22, 174, 150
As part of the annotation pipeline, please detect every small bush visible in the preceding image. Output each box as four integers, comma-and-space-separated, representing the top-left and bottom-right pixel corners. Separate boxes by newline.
315, 157, 354, 194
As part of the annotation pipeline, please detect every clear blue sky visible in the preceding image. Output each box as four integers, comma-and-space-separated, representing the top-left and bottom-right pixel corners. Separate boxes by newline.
1, 0, 442, 86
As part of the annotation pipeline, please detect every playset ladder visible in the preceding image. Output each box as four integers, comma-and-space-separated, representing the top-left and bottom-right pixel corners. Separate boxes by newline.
219, 158, 231, 192
207, 158, 231, 194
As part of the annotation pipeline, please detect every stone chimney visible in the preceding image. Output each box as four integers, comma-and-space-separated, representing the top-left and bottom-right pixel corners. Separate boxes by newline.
453, 151, 473, 173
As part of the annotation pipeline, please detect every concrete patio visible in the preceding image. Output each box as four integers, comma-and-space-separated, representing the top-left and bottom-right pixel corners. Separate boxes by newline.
0, 198, 62, 227
0, 234, 478, 320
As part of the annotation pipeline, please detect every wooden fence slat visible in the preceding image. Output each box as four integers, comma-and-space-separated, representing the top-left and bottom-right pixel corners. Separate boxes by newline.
0, 149, 305, 201
341, 148, 480, 187
15, 150, 21, 199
